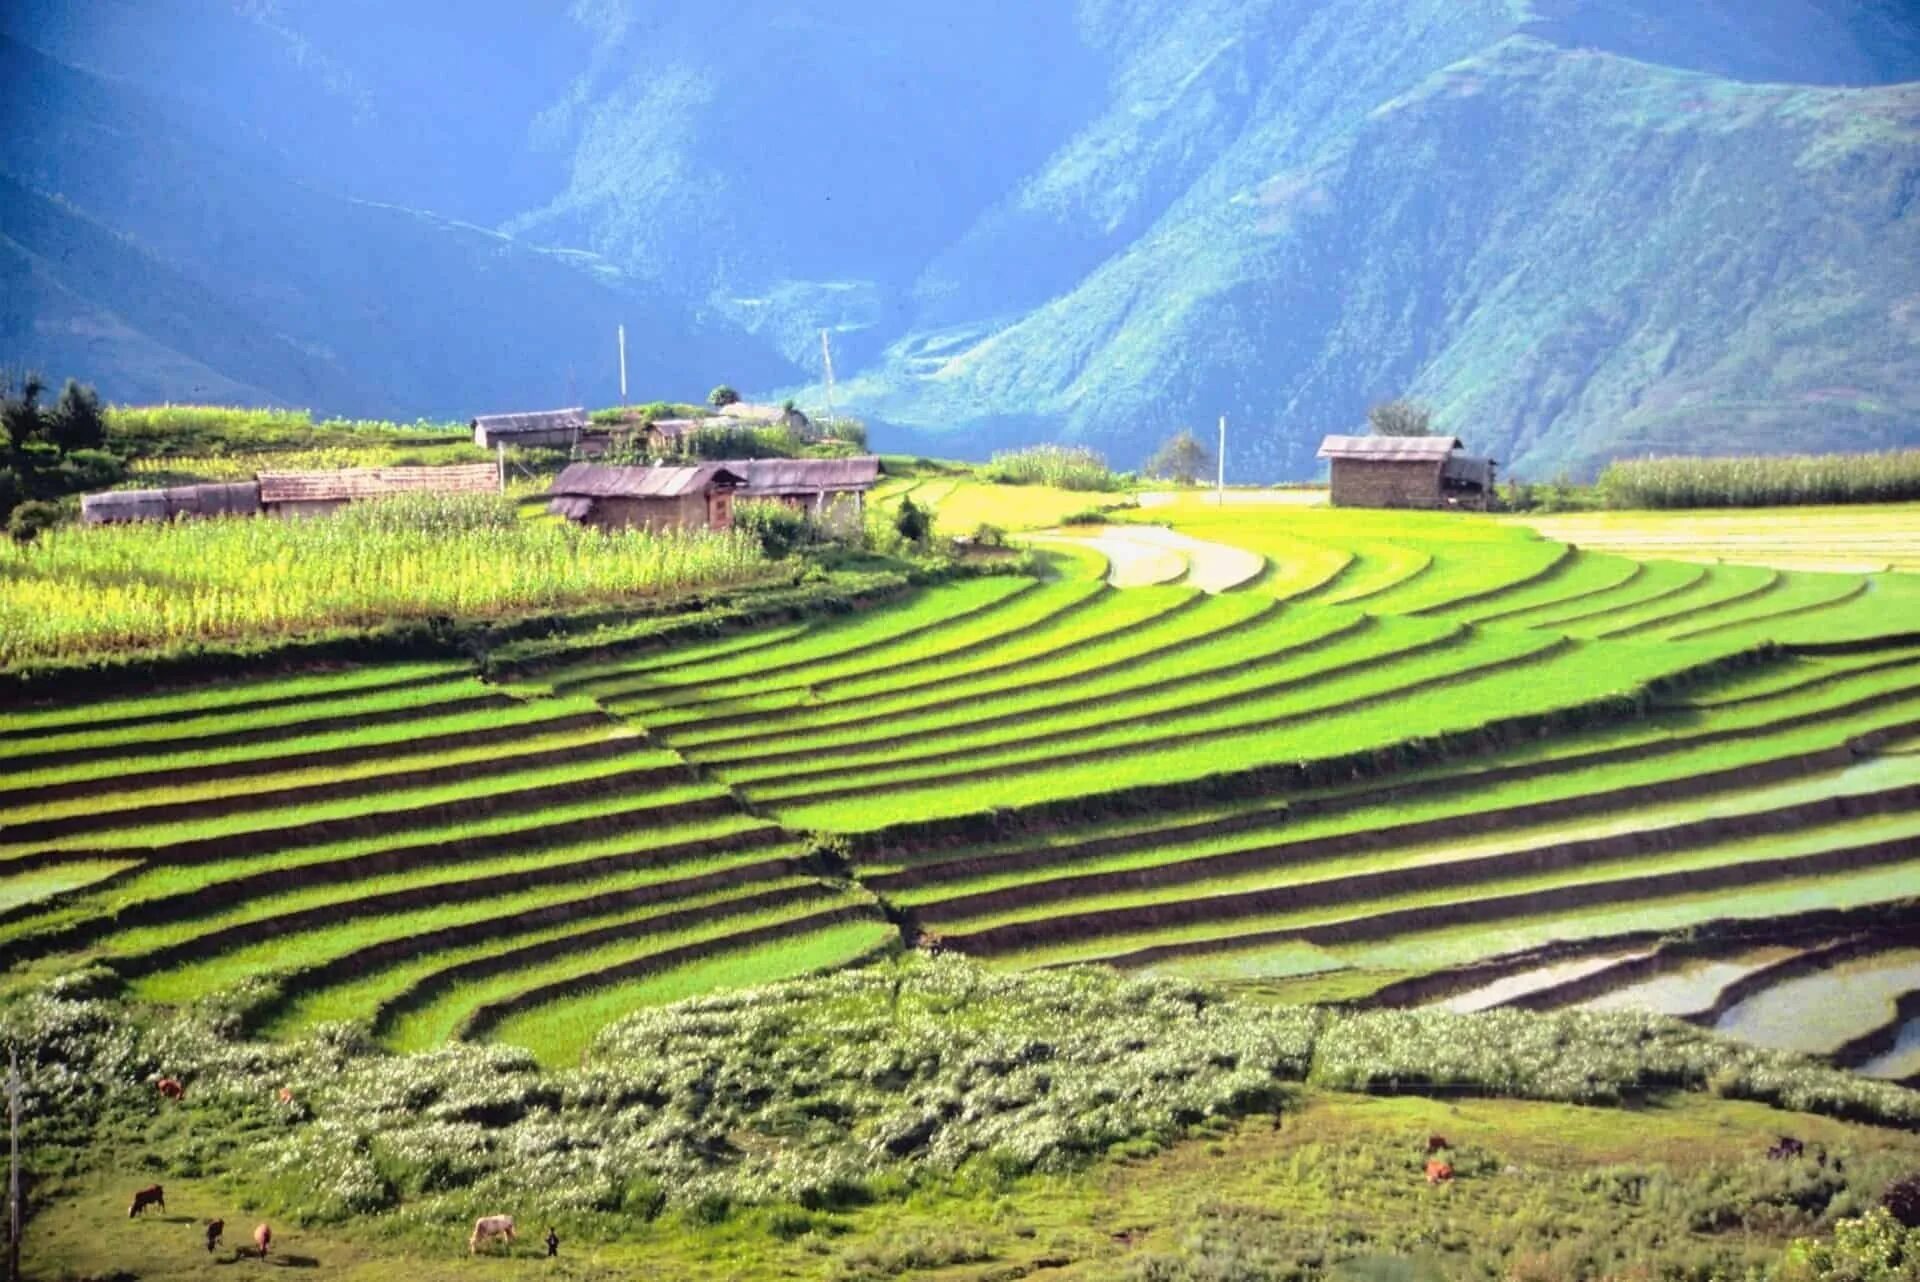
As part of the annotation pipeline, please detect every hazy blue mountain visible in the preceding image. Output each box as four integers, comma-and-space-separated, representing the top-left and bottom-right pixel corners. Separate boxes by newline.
2, 2, 1915, 474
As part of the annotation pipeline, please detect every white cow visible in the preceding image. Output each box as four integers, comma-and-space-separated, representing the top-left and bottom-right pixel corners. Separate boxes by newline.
469, 1214, 516, 1254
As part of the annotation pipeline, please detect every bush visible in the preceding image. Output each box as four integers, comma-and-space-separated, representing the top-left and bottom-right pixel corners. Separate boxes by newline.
7, 499, 62, 544
984, 444, 1117, 492
894, 495, 933, 546
1882, 1172, 1920, 1228
736, 499, 811, 558
709, 384, 741, 408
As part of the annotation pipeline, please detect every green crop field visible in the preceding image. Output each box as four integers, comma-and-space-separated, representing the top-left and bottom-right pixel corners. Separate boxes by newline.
9, 488, 1920, 1278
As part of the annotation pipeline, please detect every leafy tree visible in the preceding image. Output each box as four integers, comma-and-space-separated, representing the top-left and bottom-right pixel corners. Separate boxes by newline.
1, 372, 43, 454
893, 494, 932, 545
708, 384, 740, 408
1145, 429, 1214, 485
1367, 398, 1434, 436
46, 379, 107, 452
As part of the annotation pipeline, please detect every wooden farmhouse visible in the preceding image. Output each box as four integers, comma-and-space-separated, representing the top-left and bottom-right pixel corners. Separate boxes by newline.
471, 406, 594, 450
1317, 435, 1497, 511
544, 456, 882, 535
734, 457, 880, 536
546, 462, 748, 532
81, 464, 500, 524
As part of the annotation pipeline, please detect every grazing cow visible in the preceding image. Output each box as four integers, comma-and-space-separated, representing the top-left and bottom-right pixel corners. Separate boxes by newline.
253, 1223, 272, 1258
155, 1077, 184, 1101
127, 1184, 165, 1217
470, 1214, 516, 1254
1767, 1136, 1805, 1161
206, 1219, 224, 1253
1424, 1160, 1455, 1184
1425, 1134, 1451, 1155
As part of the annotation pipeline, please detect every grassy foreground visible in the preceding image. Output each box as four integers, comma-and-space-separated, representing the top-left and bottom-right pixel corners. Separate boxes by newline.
31, 1092, 1920, 1281
14, 956, 1920, 1280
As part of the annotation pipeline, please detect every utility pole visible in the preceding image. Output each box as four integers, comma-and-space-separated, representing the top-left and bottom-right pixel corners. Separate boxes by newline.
1217, 415, 1227, 506
617, 325, 628, 407
820, 329, 836, 430
9, 1048, 20, 1282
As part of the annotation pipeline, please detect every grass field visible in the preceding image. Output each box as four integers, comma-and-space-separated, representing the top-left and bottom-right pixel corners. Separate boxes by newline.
7, 489, 1920, 1276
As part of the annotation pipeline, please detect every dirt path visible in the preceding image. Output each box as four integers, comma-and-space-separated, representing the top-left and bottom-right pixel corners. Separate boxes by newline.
1031, 526, 1264, 592
1137, 488, 1328, 509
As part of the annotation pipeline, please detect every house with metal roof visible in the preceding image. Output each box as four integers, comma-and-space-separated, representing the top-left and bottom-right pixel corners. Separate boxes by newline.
257, 463, 502, 518
1316, 435, 1497, 511
546, 462, 748, 532
734, 456, 882, 536
471, 407, 594, 450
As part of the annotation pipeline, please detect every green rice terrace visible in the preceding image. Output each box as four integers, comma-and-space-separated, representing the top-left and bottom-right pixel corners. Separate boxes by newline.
8, 491, 1920, 1279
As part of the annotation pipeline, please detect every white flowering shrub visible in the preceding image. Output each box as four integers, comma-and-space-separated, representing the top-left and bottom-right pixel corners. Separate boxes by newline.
12, 956, 1919, 1232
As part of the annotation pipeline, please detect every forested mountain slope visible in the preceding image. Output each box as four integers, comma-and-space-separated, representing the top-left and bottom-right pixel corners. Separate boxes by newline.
1, 1, 1914, 473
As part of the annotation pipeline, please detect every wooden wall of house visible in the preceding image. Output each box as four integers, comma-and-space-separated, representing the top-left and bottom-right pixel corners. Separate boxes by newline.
589, 492, 709, 532
1329, 459, 1446, 509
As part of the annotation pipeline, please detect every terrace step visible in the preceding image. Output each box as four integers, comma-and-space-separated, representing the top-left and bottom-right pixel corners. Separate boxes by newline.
754, 630, 1566, 805
665, 589, 1210, 748
933, 780, 1920, 952
1521, 561, 1708, 631
574, 578, 1039, 703
0, 711, 613, 807
0, 819, 781, 968
0, 667, 463, 744
0, 735, 677, 842
698, 602, 1352, 773
7, 772, 732, 870
450, 902, 885, 1042
0, 689, 521, 773
880, 735, 1880, 904
1074, 829, 1920, 971
113, 855, 809, 979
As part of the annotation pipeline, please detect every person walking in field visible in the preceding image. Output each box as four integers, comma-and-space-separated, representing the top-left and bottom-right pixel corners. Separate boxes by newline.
546, 1225, 560, 1258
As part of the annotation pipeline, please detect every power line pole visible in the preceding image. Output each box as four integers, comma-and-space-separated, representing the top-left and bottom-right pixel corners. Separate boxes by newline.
9, 1047, 20, 1282
820, 329, 836, 429
617, 325, 628, 408
1217, 415, 1227, 506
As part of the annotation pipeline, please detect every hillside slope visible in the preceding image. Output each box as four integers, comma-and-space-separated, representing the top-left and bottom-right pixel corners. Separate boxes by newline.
0, 33, 794, 420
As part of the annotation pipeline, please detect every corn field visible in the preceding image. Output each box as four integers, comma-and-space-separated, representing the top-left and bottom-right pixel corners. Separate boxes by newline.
106, 404, 467, 458
982, 444, 1119, 492
0, 495, 766, 665
1597, 450, 1920, 509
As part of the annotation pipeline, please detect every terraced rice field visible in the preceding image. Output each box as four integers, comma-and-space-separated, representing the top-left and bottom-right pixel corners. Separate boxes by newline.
4, 498, 1917, 1070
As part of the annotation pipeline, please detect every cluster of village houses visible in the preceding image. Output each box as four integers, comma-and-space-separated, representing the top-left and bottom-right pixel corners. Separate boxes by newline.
81, 403, 880, 534
78, 398, 1498, 527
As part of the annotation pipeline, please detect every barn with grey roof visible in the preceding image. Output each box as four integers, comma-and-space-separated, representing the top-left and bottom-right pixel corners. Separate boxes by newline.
1317, 435, 1497, 511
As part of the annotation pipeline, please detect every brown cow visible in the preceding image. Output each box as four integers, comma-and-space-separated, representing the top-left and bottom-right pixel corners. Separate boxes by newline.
276, 1087, 295, 1106
155, 1078, 184, 1101
1425, 1134, 1451, 1154
254, 1223, 272, 1258
128, 1184, 165, 1217
1424, 1160, 1455, 1184
205, 1219, 224, 1253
